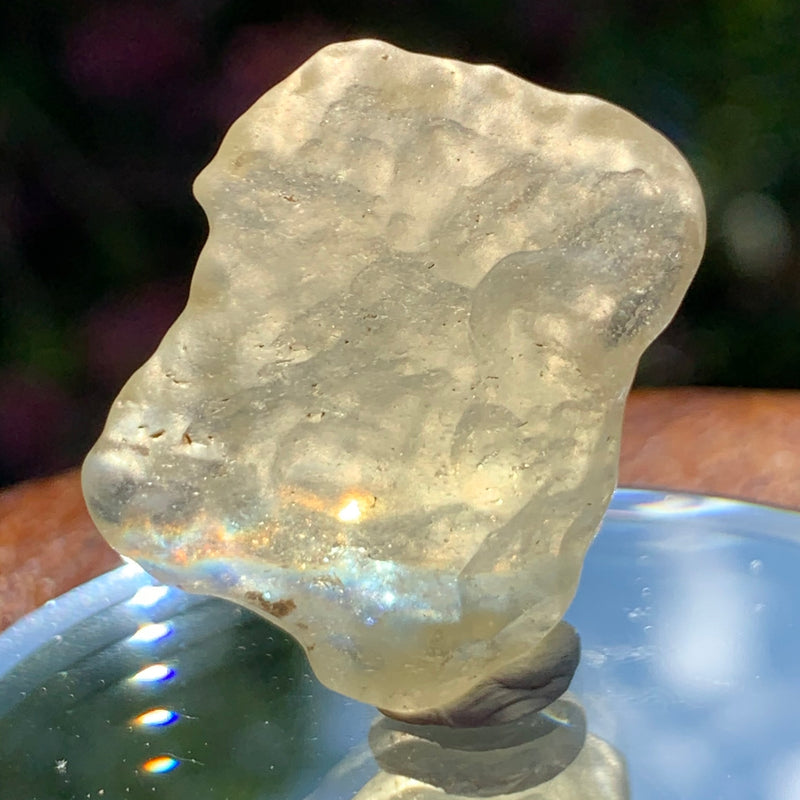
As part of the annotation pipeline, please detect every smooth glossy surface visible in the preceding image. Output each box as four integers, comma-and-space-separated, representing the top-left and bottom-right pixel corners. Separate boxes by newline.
82, 39, 705, 714
0, 562, 374, 799
2, 489, 799, 798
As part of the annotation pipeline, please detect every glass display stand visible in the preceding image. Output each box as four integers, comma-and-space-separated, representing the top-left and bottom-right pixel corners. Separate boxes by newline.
2, 489, 799, 799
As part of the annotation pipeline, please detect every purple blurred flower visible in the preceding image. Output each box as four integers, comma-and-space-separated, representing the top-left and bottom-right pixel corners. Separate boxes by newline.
0, 371, 75, 477
64, 2, 200, 98
511, 0, 582, 65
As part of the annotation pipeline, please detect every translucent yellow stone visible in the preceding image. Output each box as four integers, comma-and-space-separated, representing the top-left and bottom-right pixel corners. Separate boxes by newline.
82, 40, 705, 715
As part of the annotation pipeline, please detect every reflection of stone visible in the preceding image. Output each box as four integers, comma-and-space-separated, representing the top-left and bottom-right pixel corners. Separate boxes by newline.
307, 694, 628, 800
354, 728, 628, 799
369, 696, 586, 796
82, 39, 705, 715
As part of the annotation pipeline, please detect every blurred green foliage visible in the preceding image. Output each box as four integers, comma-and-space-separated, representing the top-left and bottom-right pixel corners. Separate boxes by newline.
0, 0, 798, 485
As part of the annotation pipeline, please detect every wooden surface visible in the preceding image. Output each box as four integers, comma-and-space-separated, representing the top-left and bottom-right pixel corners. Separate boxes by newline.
2, 387, 800, 631
0, 470, 120, 631
619, 388, 800, 506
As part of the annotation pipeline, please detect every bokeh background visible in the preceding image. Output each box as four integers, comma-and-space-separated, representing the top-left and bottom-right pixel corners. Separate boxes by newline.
1, 0, 798, 487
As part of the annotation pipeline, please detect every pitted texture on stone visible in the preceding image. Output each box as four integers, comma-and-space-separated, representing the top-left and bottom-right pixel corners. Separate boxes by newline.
82, 39, 705, 714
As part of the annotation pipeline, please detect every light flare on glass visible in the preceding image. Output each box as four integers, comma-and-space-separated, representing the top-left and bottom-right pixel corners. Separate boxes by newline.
133, 708, 180, 727
129, 664, 175, 684
128, 622, 173, 644
126, 585, 170, 608
142, 755, 180, 774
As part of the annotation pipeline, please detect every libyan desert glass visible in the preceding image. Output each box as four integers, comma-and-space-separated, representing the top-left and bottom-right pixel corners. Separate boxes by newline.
81, 39, 705, 715
1, 489, 800, 799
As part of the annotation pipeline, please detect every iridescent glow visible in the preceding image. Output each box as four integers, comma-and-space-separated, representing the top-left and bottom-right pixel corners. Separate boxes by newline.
200, 550, 462, 629
133, 708, 179, 727
128, 622, 173, 644
127, 584, 170, 608
142, 755, 180, 774
130, 664, 175, 684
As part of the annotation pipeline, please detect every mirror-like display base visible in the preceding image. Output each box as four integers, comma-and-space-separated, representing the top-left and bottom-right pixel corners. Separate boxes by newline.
2, 489, 800, 799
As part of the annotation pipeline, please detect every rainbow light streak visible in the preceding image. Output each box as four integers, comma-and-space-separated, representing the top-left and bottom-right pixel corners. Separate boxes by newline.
130, 664, 175, 684
134, 708, 180, 727
142, 755, 180, 774
127, 585, 170, 608
128, 622, 173, 644
631, 496, 734, 518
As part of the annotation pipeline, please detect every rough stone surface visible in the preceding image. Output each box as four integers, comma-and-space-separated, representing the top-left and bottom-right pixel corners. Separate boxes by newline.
82, 39, 705, 714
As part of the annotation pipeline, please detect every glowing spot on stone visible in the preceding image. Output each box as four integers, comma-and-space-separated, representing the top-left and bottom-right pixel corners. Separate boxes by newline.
128, 622, 172, 644
130, 664, 175, 684
382, 590, 396, 607
337, 499, 362, 523
134, 708, 179, 727
142, 755, 180, 774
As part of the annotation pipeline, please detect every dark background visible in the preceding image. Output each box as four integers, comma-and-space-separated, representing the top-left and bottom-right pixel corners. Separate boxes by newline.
1, 0, 798, 487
